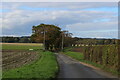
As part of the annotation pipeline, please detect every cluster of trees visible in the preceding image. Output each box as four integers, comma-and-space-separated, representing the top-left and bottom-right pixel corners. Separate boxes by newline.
31, 24, 74, 51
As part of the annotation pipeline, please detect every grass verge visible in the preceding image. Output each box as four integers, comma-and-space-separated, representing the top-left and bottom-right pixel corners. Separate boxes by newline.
2, 51, 58, 79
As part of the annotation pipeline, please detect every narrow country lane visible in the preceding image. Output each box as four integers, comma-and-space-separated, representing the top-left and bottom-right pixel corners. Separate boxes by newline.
56, 53, 118, 78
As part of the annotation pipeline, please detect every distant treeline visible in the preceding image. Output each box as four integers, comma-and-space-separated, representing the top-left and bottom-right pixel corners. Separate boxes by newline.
0, 36, 118, 45
73, 37, 118, 45
0, 36, 35, 43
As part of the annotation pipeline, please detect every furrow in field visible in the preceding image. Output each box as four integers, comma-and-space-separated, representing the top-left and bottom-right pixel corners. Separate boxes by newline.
2, 51, 38, 71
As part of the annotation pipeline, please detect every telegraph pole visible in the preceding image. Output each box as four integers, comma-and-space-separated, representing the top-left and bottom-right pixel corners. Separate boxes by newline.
43, 26, 46, 51
61, 32, 64, 51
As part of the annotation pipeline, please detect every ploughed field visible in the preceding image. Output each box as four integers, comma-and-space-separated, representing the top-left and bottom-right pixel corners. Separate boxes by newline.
1, 43, 42, 71
2, 50, 38, 71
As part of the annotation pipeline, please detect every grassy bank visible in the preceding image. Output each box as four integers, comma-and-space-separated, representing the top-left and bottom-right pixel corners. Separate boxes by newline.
62, 47, 119, 76
3, 51, 58, 79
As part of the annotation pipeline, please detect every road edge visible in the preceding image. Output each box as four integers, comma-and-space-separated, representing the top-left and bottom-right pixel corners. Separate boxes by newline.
59, 52, 119, 78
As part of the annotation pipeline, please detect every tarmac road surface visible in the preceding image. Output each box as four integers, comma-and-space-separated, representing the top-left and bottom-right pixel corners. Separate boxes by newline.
56, 53, 118, 78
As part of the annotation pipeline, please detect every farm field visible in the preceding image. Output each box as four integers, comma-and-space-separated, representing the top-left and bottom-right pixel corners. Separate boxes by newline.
2, 50, 39, 71
1, 43, 43, 50
2, 43, 58, 79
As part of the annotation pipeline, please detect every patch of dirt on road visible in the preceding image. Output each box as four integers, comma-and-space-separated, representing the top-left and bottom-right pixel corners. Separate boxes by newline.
2, 50, 39, 71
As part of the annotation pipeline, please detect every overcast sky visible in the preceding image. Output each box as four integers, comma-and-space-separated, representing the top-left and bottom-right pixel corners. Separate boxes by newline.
1, 2, 118, 38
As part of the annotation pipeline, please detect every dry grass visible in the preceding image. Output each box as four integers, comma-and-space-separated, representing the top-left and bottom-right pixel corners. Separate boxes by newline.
1, 43, 43, 46
2, 43, 43, 50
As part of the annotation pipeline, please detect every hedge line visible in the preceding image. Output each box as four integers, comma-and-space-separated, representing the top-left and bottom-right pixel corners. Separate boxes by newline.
82, 45, 119, 72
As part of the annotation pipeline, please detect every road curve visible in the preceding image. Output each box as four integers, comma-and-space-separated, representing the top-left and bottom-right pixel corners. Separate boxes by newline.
56, 53, 118, 78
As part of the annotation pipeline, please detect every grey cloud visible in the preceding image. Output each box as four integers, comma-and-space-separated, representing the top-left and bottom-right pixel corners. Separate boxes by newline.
1, 2, 118, 38
2, 10, 117, 29
65, 21, 117, 32
72, 31, 118, 38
